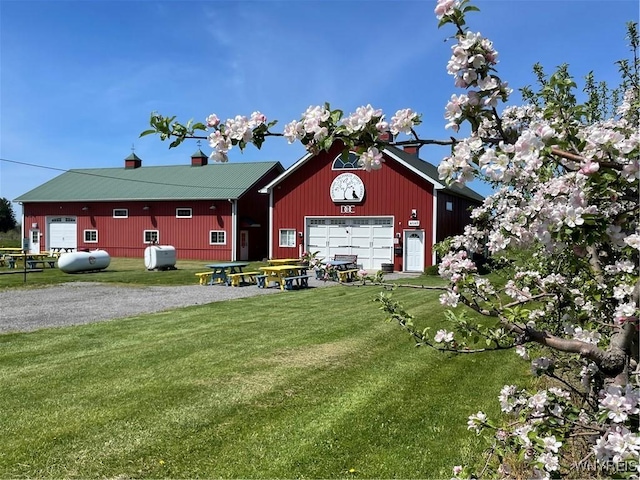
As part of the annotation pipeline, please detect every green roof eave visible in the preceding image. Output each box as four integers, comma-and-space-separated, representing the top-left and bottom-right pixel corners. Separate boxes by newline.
14, 161, 283, 203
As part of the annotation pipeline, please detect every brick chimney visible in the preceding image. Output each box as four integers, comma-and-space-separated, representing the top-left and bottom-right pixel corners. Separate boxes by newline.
378, 131, 394, 143
191, 149, 208, 167
403, 143, 421, 156
124, 153, 142, 169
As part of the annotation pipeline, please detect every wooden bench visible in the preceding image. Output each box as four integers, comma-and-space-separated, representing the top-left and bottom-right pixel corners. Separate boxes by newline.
26, 259, 57, 269
227, 271, 261, 287
332, 254, 358, 268
283, 274, 313, 290
337, 269, 360, 283
195, 271, 213, 285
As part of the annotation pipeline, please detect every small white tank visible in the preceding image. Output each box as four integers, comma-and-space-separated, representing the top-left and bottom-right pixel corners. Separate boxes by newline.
144, 245, 177, 270
58, 249, 111, 273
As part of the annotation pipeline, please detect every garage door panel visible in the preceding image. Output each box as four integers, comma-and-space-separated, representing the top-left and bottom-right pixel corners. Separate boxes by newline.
307, 224, 329, 260
48, 217, 78, 250
306, 217, 393, 270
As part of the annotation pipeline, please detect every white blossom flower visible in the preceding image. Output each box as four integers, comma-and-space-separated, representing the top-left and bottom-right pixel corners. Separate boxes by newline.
467, 411, 486, 433
439, 291, 460, 307
205, 113, 220, 128
623, 233, 640, 250
531, 357, 553, 376
548, 387, 570, 400
515, 345, 529, 360
599, 385, 640, 423
341, 104, 382, 133
390, 108, 420, 136
528, 390, 548, 412
594, 426, 640, 464
498, 385, 518, 413
542, 435, 562, 453
537, 452, 559, 472
434, 0, 460, 19
434, 329, 455, 344
283, 120, 304, 144
359, 147, 384, 172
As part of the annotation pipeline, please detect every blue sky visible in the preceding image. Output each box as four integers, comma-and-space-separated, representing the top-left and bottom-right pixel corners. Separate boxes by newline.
1, 0, 638, 216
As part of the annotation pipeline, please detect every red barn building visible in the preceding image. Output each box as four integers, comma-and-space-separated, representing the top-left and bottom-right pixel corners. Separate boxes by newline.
259, 142, 483, 272
14, 151, 283, 261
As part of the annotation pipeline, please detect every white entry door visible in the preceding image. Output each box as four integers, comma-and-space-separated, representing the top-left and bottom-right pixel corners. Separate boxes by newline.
29, 229, 40, 254
239, 230, 249, 261
404, 230, 425, 272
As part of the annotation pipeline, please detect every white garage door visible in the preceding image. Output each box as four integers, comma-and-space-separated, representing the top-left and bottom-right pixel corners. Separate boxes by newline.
306, 217, 393, 270
48, 217, 78, 250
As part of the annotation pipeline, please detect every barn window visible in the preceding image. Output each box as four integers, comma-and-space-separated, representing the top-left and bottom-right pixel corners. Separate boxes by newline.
279, 229, 296, 247
84, 230, 98, 243
176, 208, 192, 218
113, 209, 129, 218
332, 151, 360, 170
445, 201, 454, 212
210, 230, 226, 245
144, 230, 159, 244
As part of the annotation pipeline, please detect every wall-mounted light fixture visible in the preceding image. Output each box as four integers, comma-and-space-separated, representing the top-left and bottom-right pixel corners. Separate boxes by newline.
298, 232, 303, 238
396, 232, 401, 238
209, 204, 217, 210
142, 205, 150, 211
82, 206, 89, 211
410, 209, 417, 219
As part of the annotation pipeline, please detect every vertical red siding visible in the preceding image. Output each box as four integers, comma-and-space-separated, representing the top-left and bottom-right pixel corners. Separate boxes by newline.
436, 192, 481, 243
24, 201, 235, 261
237, 166, 282, 261
22, 168, 280, 262
270, 143, 435, 268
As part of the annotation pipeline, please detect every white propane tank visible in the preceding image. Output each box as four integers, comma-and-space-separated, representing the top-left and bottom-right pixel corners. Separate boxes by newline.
144, 245, 177, 270
58, 249, 111, 273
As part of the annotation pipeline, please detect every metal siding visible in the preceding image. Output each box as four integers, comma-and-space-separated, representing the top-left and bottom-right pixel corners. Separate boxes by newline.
237, 167, 281, 261
24, 201, 235, 260
270, 145, 436, 269
436, 192, 481, 243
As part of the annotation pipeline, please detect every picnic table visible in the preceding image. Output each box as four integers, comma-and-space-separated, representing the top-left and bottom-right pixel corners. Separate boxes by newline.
0, 248, 24, 254
0, 248, 24, 267
202, 262, 250, 286
4, 253, 54, 269
258, 265, 312, 291
267, 258, 301, 266
48, 247, 75, 258
316, 260, 360, 282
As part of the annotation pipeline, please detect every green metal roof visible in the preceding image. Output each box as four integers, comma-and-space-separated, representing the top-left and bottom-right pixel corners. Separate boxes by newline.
14, 161, 283, 202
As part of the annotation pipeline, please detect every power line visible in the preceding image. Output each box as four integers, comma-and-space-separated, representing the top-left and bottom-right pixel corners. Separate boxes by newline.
0, 157, 251, 191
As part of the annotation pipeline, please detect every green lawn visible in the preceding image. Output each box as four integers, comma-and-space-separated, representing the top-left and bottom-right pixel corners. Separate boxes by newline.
0, 265, 530, 478
0, 257, 268, 288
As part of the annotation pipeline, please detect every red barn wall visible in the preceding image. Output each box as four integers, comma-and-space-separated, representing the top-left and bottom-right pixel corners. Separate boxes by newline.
436, 192, 481, 243
237, 166, 282, 261
269, 143, 435, 270
23, 201, 236, 261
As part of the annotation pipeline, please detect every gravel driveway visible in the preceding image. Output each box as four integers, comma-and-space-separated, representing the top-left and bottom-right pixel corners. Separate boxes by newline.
0, 277, 338, 334
1, 272, 417, 334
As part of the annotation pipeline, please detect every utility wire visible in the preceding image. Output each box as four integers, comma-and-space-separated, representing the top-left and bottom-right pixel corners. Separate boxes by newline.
0, 157, 258, 191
